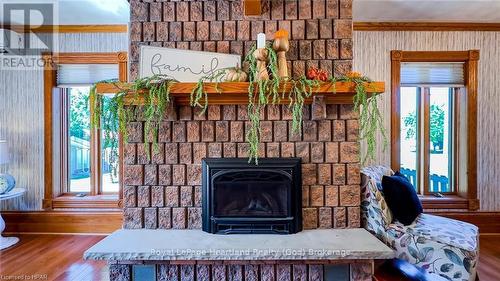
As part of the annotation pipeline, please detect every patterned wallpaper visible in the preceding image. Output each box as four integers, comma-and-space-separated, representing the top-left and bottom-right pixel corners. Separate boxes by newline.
353, 31, 500, 211
0, 32, 128, 210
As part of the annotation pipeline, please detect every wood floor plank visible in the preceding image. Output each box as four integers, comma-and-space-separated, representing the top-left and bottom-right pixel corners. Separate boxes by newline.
477, 235, 500, 281
0, 234, 107, 281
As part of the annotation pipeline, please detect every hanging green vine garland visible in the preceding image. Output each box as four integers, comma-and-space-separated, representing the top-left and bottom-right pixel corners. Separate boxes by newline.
241, 44, 323, 163
190, 68, 227, 114
90, 75, 177, 159
89, 79, 124, 180
90, 55, 386, 166
330, 74, 388, 163
288, 76, 320, 133
244, 44, 281, 163
134, 75, 177, 153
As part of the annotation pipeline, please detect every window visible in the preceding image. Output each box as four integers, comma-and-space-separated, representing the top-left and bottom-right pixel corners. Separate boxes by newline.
67, 87, 92, 193
64, 87, 119, 194
100, 95, 121, 193
43, 52, 127, 209
399, 86, 457, 194
391, 51, 479, 210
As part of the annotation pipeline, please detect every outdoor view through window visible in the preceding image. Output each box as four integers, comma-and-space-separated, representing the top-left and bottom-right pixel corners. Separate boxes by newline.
68, 87, 119, 193
400, 87, 455, 193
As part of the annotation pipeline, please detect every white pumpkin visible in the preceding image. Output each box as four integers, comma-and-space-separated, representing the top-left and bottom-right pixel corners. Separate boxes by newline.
224, 68, 248, 82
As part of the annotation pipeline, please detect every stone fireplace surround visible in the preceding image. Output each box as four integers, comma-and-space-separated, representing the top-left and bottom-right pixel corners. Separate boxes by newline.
110, 103, 371, 281
126, 0, 360, 231
85, 229, 393, 281
84, 1, 394, 280
122, 104, 361, 231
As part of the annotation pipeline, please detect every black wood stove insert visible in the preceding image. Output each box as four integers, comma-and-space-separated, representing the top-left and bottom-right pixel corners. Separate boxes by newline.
202, 158, 302, 234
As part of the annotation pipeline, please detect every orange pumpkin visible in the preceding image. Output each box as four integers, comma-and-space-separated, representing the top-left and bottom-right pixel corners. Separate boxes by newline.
274, 29, 289, 39
346, 71, 362, 78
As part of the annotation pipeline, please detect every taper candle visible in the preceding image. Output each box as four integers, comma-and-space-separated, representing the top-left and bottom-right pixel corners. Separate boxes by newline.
257, 33, 266, 49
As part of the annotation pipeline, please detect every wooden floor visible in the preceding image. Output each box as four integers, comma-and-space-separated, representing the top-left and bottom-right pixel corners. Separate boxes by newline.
0, 234, 499, 281
477, 235, 500, 281
0, 235, 108, 281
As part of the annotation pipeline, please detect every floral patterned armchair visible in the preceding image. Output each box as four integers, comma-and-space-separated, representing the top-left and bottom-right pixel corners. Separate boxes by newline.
361, 166, 479, 281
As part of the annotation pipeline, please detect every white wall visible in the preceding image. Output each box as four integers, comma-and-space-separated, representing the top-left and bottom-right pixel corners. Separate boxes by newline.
354, 31, 500, 211
0, 32, 128, 210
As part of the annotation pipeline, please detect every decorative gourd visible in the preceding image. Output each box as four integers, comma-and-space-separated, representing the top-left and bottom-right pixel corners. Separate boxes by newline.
224, 68, 248, 82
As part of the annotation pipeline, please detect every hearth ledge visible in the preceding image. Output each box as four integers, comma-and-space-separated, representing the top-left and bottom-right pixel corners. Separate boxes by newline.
84, 229, 394, 261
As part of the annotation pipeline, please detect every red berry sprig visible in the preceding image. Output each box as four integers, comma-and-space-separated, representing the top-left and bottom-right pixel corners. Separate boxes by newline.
306, 67, 329, 82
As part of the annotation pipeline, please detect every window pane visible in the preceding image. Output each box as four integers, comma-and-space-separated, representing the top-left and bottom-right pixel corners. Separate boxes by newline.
69, 87, 91, 193
101, 96, 120, 193
400, 87, 419, 189
429, 87, 452, 193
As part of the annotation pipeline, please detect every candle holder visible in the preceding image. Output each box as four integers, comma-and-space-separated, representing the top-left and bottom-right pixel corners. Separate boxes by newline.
253, 48, 269, 81
273, 29, 290, 79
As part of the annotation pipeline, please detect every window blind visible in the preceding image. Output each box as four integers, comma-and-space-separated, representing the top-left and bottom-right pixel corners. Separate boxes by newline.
56, 64, 118, 86
401, 62, 465, 86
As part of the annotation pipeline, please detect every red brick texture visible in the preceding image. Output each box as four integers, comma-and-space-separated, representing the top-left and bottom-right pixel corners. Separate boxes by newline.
123, 104, 360, 230
126, 0, 357, 230
129, 0, 353, 81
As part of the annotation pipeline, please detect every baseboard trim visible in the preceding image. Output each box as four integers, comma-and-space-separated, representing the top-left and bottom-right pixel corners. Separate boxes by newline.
427, 211, 500, 233
2, 211, 123, 234
3, 210, 499, 234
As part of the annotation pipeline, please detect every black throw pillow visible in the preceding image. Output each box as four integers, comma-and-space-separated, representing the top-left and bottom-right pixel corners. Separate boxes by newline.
382, 171, 423, 225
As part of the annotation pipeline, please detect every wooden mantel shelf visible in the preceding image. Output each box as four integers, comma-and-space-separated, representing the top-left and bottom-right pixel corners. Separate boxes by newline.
95, 81, 385, 105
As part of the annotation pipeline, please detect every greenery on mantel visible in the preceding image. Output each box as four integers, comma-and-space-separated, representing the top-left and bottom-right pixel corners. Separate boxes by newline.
90, 50, 386, 165
332, 74, 388, 163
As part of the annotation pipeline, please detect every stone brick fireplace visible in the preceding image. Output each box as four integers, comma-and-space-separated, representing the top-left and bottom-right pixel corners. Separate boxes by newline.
84, 1, 393, 281
123, 103, 361, 231
126, 0, 359, 231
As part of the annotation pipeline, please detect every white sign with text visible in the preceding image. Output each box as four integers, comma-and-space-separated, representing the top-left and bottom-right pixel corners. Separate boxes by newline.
139, 46, 241, 82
